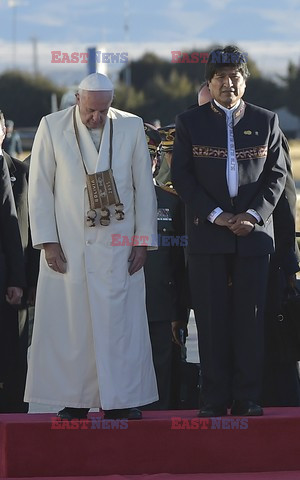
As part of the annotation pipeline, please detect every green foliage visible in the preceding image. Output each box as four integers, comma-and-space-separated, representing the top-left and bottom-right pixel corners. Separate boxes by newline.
246, 58, 261, 78
114, 83, 145, 111
115, 67, 197, 124
0, 70, 64, 127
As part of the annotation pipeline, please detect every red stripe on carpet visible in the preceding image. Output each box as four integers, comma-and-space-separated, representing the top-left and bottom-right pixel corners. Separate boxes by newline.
4, 472, 300, 480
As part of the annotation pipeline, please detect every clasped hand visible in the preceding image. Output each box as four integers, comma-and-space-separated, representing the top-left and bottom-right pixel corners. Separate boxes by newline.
214, 212, 257, 236
6, 287, 23, 305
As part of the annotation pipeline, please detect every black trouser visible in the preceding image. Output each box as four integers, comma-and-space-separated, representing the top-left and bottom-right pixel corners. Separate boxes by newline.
189, 253, 269, 406
0, 304, 29, 413
147, 321, 172, 410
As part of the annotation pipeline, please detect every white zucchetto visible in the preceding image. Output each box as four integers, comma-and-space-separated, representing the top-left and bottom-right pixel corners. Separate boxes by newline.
78, 73, 114, 92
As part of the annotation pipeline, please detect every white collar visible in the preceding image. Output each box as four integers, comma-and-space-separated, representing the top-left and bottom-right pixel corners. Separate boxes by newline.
214, 99, 241, 115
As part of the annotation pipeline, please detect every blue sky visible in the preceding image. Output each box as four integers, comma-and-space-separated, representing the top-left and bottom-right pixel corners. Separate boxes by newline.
0, 0, 300, 85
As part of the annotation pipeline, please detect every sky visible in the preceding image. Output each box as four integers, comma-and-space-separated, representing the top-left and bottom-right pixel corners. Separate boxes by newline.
0, 0, 300, 86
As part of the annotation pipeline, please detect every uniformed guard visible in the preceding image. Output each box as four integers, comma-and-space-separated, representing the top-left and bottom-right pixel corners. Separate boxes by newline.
144, 124, 189, 409
144, 123, 161, 177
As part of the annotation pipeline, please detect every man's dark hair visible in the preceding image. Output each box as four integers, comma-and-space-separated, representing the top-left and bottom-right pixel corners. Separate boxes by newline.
205, 45, 250, 81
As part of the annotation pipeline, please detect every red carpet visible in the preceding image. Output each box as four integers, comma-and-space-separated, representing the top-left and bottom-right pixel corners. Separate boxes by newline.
1, 409, 300, 478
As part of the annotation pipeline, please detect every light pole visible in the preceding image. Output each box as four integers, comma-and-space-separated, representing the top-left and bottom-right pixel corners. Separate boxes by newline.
124, 0, 131, 87
8, 0, 18, 68
8, 0, 27, 69
30, 36, 38, 78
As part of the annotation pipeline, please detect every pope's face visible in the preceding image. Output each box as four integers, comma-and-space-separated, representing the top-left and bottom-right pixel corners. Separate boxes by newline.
208, 66, 246, 108
76, 90, 113, 129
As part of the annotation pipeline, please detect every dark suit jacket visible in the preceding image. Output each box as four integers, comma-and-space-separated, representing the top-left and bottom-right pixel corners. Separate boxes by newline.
272, 135, 300, 268
3, 152, 39, 291
264, 135, 300, 365
0, 155, 25, 302
171, 100, 287, 256
0, 154, 29, 412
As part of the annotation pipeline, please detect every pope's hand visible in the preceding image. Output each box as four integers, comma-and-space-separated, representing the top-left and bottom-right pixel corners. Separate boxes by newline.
43, 242, 67, 274
128, 246, 147, 276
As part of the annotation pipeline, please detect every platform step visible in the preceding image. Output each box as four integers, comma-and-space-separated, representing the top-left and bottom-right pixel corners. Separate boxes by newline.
1, 409, 300, 478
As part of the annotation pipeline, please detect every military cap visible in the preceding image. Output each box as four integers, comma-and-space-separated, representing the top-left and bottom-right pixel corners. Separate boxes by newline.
144, 123, 161, 155
158, 125, 175, 152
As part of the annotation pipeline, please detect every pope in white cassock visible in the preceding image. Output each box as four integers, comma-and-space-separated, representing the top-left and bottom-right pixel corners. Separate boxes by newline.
25, 73, 159, 420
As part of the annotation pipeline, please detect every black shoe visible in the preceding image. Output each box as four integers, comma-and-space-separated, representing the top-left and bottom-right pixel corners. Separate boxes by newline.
57, 407, 89, 420
198, 404, 227, 417
103, 407, 142, 420
231, 400, 263, 416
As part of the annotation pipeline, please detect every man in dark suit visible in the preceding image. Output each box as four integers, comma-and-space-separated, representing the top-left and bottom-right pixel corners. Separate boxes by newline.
196, 79, 300, 408
262, 136, 300, 406
0, 112, 26, 412
171, 45, 287, 417
0, 113, 39, 412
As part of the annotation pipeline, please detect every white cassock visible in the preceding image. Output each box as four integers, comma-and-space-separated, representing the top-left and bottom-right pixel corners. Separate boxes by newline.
25, 105, 159, 409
